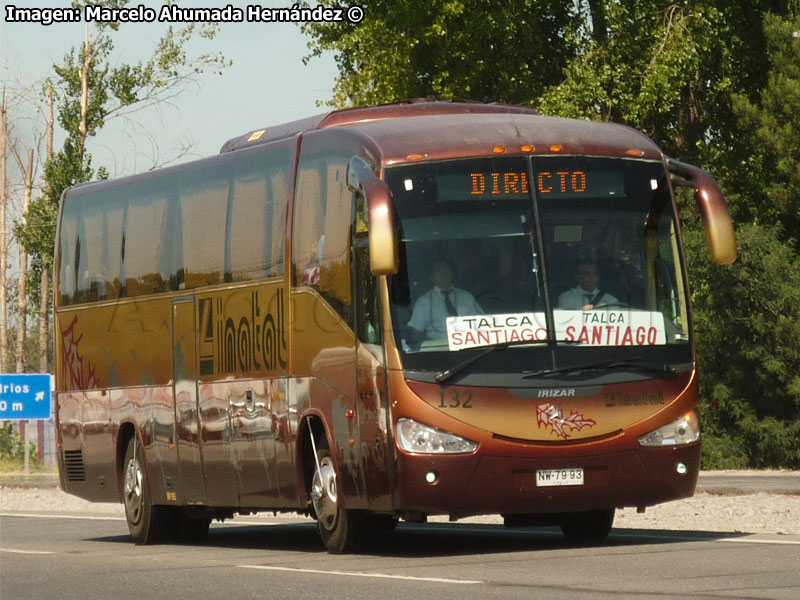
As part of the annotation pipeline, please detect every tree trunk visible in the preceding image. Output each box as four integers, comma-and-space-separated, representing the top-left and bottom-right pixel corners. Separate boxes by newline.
39, 87, 55, 374
15, 148, 32, 373
39, 269, 48, 373
78, 25, 91, 161
588, 0, 608, 44
0, 89, 7, 372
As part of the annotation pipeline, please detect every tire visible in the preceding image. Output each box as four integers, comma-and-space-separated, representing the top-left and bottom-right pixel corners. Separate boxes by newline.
559, 509, 615, 543
310, 444, 367, 553
122, 437, 170, 544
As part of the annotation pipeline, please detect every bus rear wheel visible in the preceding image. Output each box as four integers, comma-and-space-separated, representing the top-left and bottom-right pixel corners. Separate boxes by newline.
311, 446, 366, 553
559, 509, 615, 543
122, 437, 169, 544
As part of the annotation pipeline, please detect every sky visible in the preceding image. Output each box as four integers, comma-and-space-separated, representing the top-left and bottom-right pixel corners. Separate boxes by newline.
1, 0, 340, 179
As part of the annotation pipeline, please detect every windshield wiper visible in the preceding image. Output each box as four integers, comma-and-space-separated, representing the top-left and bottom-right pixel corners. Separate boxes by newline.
435, 340, 550, 384
522, 357, 677, 380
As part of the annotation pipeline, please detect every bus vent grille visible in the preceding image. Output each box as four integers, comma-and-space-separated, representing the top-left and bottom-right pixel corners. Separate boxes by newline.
63, 450, 86, 482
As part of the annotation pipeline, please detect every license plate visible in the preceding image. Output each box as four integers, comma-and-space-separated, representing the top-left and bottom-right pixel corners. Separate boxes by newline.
536, 468, 584, 487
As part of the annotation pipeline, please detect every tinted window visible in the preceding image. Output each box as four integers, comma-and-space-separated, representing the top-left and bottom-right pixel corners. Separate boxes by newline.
229, 149, 289, 281
179, 165, 228, 289
293, 151, 354, 322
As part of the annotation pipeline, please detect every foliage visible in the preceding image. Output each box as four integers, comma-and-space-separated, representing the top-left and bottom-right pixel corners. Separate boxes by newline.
684, 222, 800, 468
728, 13, 800, 246
0, 422, 39, 468
302, 0, 579, 107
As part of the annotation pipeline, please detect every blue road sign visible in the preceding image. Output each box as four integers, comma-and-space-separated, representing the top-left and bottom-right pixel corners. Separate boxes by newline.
0, 374, 52, 420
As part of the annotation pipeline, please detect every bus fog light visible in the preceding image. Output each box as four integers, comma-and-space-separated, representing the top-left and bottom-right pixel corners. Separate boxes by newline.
425, 471, 439, 484
638, 410, 700, 447
676, 462, 688, 475
396, 418, 478, 454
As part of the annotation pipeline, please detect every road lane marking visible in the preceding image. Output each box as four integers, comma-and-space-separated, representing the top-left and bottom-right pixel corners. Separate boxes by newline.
0, 512, 125, 521
720, 537, 800, 546
1, 549, 55, 554
239, 565, 483, 585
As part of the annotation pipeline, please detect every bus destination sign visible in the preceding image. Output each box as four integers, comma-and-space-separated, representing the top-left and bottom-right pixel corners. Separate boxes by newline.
438, 170, 625, 201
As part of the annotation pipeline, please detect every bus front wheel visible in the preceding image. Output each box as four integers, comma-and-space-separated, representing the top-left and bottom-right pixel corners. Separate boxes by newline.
122, 437, 169, 544
311, 445, 366, 553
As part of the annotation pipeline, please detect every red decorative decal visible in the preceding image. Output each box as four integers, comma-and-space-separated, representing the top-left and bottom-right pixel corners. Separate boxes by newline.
536, 402, 595, 440
60, 316, 99, 391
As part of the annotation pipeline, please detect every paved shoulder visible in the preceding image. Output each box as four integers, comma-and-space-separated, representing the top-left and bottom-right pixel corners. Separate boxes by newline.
697, 470, 800, 496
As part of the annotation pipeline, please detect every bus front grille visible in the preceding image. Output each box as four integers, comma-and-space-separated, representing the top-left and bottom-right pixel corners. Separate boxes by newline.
63, 450, 86, 482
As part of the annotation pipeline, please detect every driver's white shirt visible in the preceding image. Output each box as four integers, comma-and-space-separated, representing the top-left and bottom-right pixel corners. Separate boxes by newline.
557, 287, 619, 310
408, 286, 483, 340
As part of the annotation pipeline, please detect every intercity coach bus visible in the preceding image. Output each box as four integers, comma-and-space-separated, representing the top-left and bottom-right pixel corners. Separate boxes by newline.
54, 100, 736, 553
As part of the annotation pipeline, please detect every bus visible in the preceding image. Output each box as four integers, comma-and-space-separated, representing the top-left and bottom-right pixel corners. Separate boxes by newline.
54, 100, 736, 553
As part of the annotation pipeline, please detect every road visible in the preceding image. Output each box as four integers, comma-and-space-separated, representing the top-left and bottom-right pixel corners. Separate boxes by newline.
1, 512, 798, 600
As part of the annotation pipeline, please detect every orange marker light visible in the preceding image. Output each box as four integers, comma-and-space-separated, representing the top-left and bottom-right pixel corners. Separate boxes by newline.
493, 146, 506, 154
549, 144, 563, 153
521, 144, 534, 153
406, 154, 425, 161
345, 409, 354, 419
626, 148, 645, 157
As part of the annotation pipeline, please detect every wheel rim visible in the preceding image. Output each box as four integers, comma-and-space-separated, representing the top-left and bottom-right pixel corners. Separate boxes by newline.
123, 454, 144, 525
311, 456, 338, 530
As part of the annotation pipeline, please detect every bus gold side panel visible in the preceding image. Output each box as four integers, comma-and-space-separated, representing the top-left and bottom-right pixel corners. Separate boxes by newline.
291, 287, 366, 509
56, 298, 173, 392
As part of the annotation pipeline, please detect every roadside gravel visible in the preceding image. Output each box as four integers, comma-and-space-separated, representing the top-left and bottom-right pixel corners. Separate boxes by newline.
2, 486, 798, 536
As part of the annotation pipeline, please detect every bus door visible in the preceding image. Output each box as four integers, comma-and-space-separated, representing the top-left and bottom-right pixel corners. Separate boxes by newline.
172, 296, 205, 505
353, 240, 393, 509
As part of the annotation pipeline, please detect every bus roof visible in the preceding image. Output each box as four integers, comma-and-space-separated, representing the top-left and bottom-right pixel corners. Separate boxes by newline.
219, 99, 662, 163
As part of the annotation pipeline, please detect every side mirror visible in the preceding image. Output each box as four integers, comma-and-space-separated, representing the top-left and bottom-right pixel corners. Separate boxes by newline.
347, 156, 398, 275
667, 158, 737, 265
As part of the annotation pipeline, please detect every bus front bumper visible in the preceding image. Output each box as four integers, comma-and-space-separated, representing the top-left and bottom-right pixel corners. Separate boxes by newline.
391, 442, 700, 519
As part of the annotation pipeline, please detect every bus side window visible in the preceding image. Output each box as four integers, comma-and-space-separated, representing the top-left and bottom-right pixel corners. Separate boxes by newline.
229, 148, 289, 281
179, 165, 228, 289
354, 241, 380, 344
124, 180, 173, 297
58, 200, 79, 305
293, 163, 323, 286
78, 189, 124, 302
293, 151, 354, 325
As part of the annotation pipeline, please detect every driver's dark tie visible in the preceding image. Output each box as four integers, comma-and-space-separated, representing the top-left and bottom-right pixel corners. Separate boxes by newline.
444, 291, 458, 316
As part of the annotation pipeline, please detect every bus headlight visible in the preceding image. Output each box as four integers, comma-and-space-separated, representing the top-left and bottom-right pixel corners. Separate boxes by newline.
396, 418, 478, 454
638, 410, 700, 446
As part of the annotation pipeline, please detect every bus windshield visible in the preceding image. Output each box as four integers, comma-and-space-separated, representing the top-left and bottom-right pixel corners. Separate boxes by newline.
385, 156, 691, 381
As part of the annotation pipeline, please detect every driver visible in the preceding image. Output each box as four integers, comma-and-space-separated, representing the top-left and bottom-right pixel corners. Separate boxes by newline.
407, 258, 483, 344
557, 261, 619, 310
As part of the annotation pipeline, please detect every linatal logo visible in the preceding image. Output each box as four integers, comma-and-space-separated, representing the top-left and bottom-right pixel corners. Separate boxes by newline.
198, 288, 287, 376
536, 402, 596, 440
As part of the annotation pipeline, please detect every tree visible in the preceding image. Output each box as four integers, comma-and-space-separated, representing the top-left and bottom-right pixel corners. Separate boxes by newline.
728, 13, 800, 245
302, 0, 579, 107
13, 0, 230, 373
684, 222, 800, 468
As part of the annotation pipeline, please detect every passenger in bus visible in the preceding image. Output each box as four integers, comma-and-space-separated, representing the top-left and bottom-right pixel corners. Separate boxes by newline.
406, 258, 483, 344
557, 261, 619, 310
